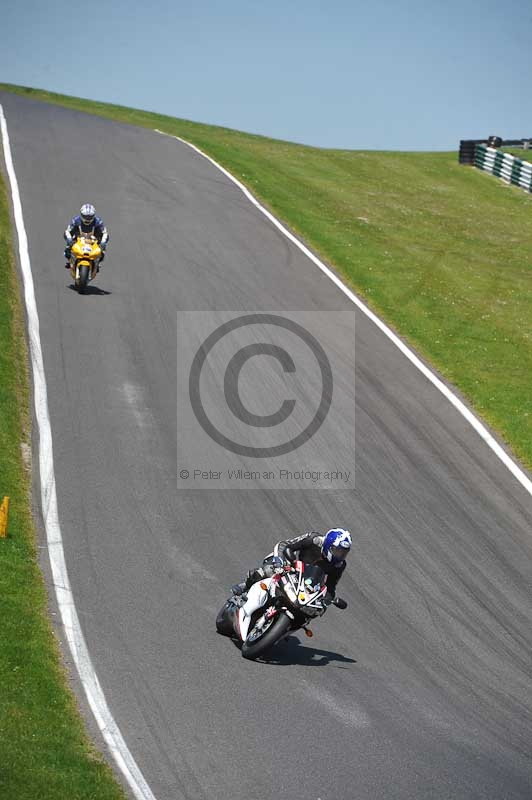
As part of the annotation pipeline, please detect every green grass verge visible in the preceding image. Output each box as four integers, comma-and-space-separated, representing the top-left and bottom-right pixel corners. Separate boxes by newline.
1, 84, 531, 475
0, 172, 126, 797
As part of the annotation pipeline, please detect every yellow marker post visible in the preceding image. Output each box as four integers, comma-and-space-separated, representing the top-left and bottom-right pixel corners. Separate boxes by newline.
0, 496, 9, 538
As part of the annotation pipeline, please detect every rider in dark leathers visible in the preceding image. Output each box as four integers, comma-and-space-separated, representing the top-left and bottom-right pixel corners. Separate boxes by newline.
233, 528, 351, 604
64, 203, 109, 270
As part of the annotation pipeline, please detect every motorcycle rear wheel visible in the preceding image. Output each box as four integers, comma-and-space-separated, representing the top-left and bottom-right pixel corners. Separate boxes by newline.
215, 601, 234, 637
241, 612, 292, 660
78, 264, 90, 294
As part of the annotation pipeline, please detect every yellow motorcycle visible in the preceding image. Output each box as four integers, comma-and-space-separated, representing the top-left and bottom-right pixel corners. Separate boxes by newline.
69, 234, 102, 294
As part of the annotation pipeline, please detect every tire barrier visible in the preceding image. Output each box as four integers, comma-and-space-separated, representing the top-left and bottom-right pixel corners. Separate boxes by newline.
473, 143, 532, 193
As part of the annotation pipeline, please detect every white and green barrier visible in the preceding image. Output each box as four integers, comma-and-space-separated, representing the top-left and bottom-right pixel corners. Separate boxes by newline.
474, 144, 532, 193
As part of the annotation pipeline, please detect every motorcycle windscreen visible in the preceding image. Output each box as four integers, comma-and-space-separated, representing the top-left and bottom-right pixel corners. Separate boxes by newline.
301, 563, 326, 593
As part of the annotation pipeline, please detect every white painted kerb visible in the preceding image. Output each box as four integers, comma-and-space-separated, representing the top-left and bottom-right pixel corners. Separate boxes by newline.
0, 104, 157, 800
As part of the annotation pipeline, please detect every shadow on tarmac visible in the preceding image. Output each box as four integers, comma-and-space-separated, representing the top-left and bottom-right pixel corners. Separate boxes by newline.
229, 633, 356, 667
264, 635, 357, 667
68, 283, 112, 296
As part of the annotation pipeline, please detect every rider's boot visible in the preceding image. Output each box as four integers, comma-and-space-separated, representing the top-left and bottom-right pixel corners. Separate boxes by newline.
232, 566, 264, 596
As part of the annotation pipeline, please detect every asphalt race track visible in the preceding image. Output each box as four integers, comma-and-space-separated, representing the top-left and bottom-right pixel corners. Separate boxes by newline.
2, 92, 532, 800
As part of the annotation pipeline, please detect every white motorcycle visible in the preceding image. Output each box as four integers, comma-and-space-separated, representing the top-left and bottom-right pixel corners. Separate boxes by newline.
216, 552, 347, 660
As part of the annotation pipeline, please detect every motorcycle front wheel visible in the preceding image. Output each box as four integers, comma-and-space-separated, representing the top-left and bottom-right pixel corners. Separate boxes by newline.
78, 264, 90, 294
241, 611, 292, 660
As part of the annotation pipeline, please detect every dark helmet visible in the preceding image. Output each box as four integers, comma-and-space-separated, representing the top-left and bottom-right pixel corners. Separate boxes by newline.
80, 203, 96, 226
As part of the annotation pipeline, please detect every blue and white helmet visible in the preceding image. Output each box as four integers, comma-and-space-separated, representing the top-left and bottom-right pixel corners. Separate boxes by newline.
322, 528, 352, 564
80, 203, 96, 226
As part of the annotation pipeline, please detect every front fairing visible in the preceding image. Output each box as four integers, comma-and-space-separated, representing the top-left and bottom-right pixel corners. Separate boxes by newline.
281, 563, 327, 617
71, 235, 101, 261
237, 578, 273, 640
236, 562, 327, 642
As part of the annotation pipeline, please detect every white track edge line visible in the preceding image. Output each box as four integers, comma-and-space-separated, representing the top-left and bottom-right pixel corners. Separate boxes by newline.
0, 105, 157, 800
155, 128, 532, 500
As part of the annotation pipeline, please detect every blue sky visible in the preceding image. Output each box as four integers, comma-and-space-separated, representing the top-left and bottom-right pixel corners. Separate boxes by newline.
2, 0, 531, 150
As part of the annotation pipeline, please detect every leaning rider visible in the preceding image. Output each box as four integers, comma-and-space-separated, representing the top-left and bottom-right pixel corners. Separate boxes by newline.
64, 203, 109, 270
232, 528, 351, 605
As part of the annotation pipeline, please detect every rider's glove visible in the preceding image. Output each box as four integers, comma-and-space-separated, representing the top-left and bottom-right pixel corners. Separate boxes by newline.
271, 555, 284, 574
262, 555, 284, 576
